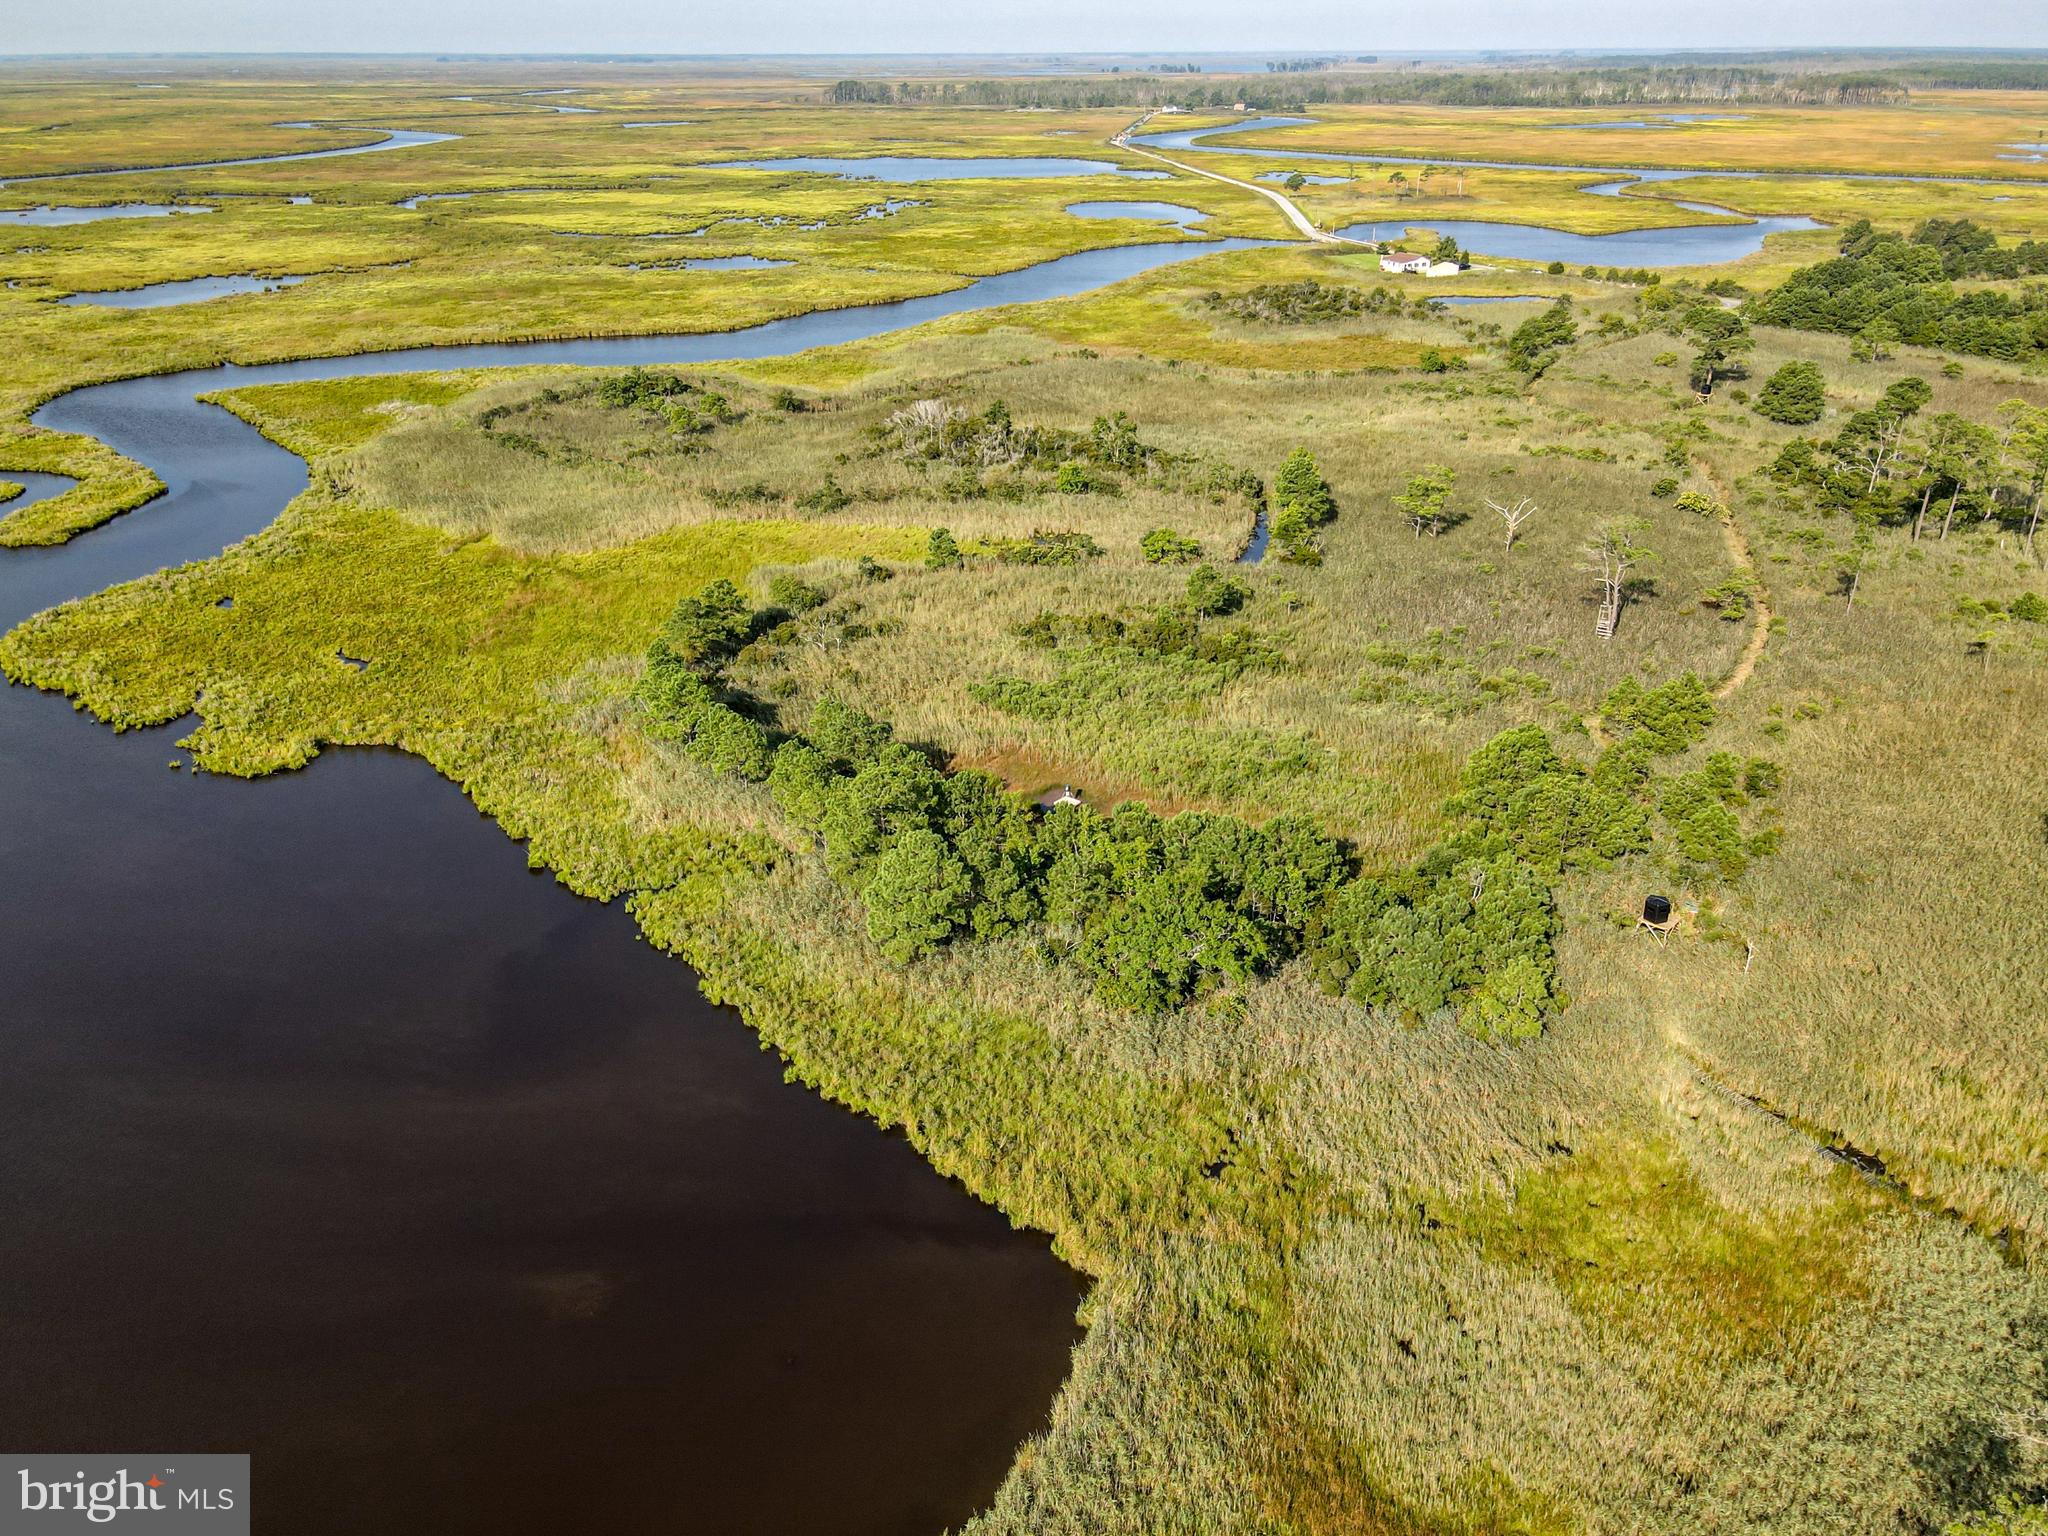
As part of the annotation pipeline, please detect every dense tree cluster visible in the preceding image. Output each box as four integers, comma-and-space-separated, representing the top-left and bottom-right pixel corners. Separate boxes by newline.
473, 369, 740, 457
879, 398, 1264, 515
1892, 217, 2048, 281
1750, 221, 2048, 362
636, 579, 1778, 1033
1204, 280, 1433, 326
1770, 383, 2048, 554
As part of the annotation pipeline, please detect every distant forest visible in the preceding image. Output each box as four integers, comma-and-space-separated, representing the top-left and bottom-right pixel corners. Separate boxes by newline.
826, 66, 1916, 111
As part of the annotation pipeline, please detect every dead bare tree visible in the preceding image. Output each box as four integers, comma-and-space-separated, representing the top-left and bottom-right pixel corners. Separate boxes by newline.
1582, 517, 1653, 640
1486, 494, 1538, 552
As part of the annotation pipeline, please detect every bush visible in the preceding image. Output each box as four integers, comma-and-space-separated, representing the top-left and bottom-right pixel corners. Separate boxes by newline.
1754, 361, 1828, 424
1506, 298, 1577, 373
925, 526, 961, 569
1141, 527, 1203, 563
596, 366, 688, 410
808, 696, 894, 767
856, 555, 892, 583
1311, 851, 1557, 1034
766, 574, 827, 613
1447, 724, 1650, 873
684, 703, 773, 780
987, 529, 1104, 566
797, 474, 853, 513
1187, 564, 1250, 617
660, 578, 751, 667
1660, 768, 1749, 879
2010, 591, 2048, 623
1601, 674, 1715, 754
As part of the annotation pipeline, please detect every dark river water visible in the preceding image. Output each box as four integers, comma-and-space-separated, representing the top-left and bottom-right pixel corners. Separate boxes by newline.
0, 235, 1273, 1533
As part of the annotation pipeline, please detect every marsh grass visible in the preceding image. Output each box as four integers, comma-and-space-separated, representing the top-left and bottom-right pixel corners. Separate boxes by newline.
8, 75, 2048, 1536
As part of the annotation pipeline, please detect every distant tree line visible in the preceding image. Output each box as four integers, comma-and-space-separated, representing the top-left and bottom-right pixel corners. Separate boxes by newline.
820, 65, 1908, 112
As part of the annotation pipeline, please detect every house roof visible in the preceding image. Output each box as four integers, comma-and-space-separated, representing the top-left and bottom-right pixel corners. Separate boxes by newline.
1382, 251, 1427, 263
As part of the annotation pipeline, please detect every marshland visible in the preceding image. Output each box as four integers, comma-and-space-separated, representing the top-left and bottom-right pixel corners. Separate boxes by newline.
2, 49, 2047, 1536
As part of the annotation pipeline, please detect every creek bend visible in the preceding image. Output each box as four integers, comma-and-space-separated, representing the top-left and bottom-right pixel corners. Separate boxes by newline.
0, 235, 1274, 1533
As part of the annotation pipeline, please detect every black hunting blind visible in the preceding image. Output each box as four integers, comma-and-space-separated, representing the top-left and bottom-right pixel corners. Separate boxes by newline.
1639, 893, 1679, 942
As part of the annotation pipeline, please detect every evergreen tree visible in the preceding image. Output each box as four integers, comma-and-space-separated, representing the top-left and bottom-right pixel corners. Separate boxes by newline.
1755, 361, 1828, 424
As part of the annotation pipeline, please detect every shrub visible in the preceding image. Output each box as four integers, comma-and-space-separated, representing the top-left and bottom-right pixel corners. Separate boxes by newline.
1141, 527, 1203, 563
766, 574, 827, 613
925, 526, 961, 569
1054, 461, 1095, 494
1601, 674, 1715, 754
1660, 768, 1749, 879
797, 474, 853, 513
1506, 298, 1577, 373
2010, 591, 2048, 623
808, 696, 894, 767
1311, 851, 1558, 1034
684, 703, 773, 780
856, 555, 892, 583
1699, 571, 1756, 621
1187, 564, 1250, 617
596, 366, 688, 410
1755, 361, 1828, 424
987, 529, 1104, 566
660, 578, 751, 667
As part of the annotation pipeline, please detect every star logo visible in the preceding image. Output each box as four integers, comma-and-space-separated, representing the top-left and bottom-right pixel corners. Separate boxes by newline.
146, 1476, 164, 1489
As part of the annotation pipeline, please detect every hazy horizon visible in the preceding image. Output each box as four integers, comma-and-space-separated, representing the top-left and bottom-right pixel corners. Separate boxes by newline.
2, 0, 2043, 62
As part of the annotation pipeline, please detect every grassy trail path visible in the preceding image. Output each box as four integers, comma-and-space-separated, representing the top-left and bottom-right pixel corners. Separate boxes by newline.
1695, 454, 1773, 700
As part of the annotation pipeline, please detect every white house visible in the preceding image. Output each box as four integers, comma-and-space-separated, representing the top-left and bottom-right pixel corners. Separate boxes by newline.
1379, 250, 1430, 275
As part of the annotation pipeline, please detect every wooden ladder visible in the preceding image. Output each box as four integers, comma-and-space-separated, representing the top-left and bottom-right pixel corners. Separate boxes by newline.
1595, 598, 1620, 640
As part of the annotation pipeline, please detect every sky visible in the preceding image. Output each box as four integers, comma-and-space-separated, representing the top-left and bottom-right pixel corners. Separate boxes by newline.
3, 0, 2044, 58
